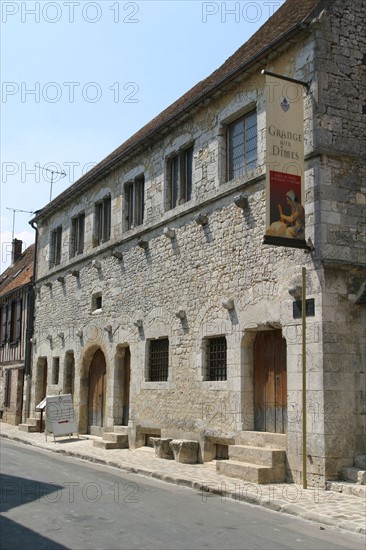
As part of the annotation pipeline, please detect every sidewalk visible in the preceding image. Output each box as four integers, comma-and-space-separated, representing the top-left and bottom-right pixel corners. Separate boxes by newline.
1, 421, 365, 536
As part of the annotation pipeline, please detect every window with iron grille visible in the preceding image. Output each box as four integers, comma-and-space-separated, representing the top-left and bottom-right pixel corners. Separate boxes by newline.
94, 195, 111, 245
148, 338, 169, 381
70, 212, 85, 257
227, 110, 257, 180
125, 176, 144, 230
166, 146, 193, 210
205, 336, 227, 381
49, 225, 62, 267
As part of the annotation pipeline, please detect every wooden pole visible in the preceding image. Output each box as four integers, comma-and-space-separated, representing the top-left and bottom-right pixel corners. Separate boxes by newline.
302, 266, 307, 489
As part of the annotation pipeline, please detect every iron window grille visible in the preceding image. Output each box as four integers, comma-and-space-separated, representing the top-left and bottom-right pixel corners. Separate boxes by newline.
70, 212, 85, 257
94, 195, 111, 245
148, 338, 169, 381
126, 176, 145, 230
167, 146, 193, 209
227, 110, 257, 180
205, 336, 227, 381
49, 225, 62, 267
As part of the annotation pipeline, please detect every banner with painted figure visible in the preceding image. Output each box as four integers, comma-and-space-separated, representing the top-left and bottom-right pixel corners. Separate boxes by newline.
264, 74, 305, 247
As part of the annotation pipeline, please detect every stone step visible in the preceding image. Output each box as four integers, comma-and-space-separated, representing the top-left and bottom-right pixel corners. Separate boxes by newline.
93, 440, 123, 450
326, 481, 366, 499
229, 445, 285, 467
18, 423, 39, 433
217, 459, 285, 484
89, 426, 103, 437
26, 418, 39, 426
103, 433, 128, 446
354, 454, 366, 469
341, 466, 366, 485
236, 431, 287, 450
112, 426, 129, 435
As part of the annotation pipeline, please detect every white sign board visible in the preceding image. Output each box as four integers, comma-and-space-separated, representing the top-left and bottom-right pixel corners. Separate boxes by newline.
45, 394, 78, 439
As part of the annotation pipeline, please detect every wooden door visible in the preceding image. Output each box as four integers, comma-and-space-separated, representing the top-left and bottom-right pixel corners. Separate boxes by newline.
88, 349, 106, 428
122, 348, 130, 426
254, 331, 287, 433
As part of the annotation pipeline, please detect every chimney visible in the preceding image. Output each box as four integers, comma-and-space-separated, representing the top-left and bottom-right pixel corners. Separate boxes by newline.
12, 239, 23, 264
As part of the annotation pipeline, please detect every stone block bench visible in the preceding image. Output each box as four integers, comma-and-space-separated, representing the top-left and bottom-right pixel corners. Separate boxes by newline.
170, 439, 199, 464
149, 437, 174, 459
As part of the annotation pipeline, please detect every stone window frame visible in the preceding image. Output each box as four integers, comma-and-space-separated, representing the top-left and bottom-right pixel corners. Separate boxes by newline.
70, 211, 85, 258
202, 335, 228, 382
124, 175, 145, 231
226, 109, 257, 181
165, 144, 194, 210
91, 291, 103, 313
49, 225, 62, 268
146, 337, 170, 382
94, 195, 111, 246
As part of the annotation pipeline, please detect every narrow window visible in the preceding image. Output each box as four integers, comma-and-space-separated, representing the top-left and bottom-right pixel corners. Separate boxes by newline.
70, 212, 85, 257
205, 336, 227, 381
10, 301, 17, 343
94, 196, 111, 245
148, 338, 169, 381
167, 146, 194, 210
15, 299, 22, 342
50, 226, 62, 267
227, 110, 257, 180
126, 176, 145, 230
52, 358, 60, 385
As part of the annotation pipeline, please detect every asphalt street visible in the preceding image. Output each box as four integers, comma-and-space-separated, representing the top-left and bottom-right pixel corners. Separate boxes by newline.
0, 439, 365, 550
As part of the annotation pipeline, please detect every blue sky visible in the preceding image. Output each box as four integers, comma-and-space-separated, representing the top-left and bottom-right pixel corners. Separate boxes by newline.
1, 0, 284, 272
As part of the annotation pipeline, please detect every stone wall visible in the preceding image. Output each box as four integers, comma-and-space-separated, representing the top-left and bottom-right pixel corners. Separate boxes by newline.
30, 0, 365, 486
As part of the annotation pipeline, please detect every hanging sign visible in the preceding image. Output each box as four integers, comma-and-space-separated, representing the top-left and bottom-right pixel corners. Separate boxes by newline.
263, 73, 306, 248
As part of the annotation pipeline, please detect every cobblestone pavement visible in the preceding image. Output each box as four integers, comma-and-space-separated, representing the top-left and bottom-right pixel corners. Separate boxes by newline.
1, 422, 365, 536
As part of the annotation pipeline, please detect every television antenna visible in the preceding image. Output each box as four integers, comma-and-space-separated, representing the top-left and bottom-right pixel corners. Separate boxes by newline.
6, 207, 35, 242
36, 164, 67, 202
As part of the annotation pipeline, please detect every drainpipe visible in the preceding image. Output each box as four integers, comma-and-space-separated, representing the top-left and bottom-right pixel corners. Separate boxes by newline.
23, 219, 38, 422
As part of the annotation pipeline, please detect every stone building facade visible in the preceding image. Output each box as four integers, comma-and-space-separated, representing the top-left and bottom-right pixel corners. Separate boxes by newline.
28, 0, 365, 486
0, 241, 35, 425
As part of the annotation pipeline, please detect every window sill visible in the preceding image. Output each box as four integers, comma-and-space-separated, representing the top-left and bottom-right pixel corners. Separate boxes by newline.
141, 380, 172, 390
201, 380, 228, 390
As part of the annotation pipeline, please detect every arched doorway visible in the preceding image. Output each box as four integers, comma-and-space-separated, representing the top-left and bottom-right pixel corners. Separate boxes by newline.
88, 349, 106, 431
254, 330, 287, 433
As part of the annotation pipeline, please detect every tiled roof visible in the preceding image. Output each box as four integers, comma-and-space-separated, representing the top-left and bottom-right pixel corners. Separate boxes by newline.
34, 0, 324, 221
0, 244, 35, 298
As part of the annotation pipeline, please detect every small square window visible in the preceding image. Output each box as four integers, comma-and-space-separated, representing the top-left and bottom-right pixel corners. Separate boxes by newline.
204, 336, 227, 381
92, 293, 102, 311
